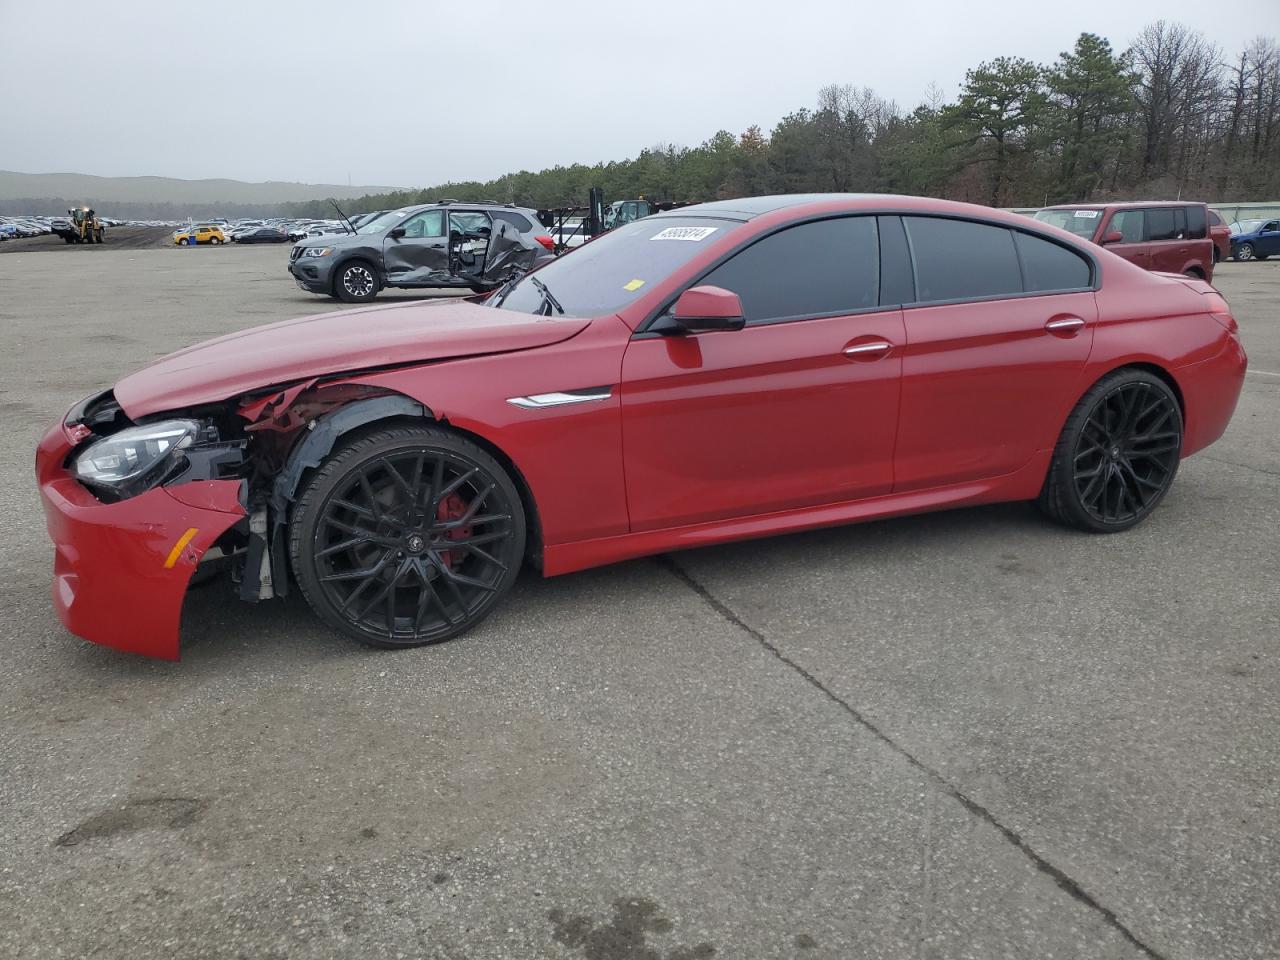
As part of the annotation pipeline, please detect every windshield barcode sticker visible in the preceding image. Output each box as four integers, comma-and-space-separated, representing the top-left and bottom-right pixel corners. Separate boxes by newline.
650, 226, 718, 241
1073, 210, 1100, 218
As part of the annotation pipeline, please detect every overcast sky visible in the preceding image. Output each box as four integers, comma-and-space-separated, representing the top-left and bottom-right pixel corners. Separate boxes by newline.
2, 0, 1275, 188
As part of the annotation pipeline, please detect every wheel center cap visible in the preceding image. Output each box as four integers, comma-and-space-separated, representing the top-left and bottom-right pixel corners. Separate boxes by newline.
406, 534, 426, 554
1110, 446, 1120, 459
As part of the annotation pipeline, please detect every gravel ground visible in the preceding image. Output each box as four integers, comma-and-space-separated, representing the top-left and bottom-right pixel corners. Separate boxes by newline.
0, 225, 178, 252
0, 244, 1277, 960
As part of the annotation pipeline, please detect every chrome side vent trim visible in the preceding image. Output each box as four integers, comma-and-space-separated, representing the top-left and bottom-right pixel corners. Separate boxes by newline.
506, 387, 613, 409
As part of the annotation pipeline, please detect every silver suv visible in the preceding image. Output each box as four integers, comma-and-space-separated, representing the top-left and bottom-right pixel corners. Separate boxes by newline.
288, 201, 555, 303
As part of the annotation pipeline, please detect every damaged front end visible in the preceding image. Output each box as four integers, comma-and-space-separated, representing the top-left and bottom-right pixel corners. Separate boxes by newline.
35, 382, 420, 659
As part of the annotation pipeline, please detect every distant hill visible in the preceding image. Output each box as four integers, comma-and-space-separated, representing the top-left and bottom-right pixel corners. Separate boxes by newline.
0, 171, 403, 205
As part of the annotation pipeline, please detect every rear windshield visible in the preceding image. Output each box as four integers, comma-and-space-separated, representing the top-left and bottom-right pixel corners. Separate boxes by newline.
1231, 219, 1265, 234
495, 217, 739, 317
1032, 209, 1101, 239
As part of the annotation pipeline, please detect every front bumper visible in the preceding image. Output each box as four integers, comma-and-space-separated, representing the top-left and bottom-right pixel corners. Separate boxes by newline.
35, 422, 245, 660
288, 254, 335, 293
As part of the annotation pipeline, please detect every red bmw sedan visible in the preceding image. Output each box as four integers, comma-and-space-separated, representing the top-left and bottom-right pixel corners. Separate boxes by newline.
36, 195, 1247, 659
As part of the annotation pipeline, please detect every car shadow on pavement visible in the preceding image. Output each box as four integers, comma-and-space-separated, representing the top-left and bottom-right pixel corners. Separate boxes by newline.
53, 500, 1051, 678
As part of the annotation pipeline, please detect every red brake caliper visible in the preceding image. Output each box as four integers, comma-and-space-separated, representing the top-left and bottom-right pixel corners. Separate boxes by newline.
435, 493, 471, 570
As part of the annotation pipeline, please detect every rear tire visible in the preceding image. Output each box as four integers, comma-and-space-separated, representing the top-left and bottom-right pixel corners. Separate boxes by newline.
1037, 369, 1182, 533
289, 423, 526, 648
1235, 243, 1254, 262
333, 260, 380, 303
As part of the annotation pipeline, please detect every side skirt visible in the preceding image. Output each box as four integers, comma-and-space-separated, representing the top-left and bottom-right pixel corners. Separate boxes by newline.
541, 451, 1052, 577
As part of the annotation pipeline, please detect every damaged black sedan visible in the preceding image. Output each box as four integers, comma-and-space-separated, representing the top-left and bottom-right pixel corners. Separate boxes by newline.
289, 201, 555, 302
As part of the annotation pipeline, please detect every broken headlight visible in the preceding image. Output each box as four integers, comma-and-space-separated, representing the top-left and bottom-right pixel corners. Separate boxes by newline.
73, 419, 198, 500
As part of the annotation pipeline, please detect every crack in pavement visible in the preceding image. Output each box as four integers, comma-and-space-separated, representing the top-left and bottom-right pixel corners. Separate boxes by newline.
1200, 454, 1280, 479
657, 554, 1168, 960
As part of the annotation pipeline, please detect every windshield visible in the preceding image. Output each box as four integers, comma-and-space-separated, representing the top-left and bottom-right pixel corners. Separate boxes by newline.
496, 216, 738, 317
1032, 209, 1102, 239
1231, 219, 1265, 235
356, 209, 410, 235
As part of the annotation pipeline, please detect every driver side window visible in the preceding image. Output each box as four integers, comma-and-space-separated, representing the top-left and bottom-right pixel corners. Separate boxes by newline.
400, 210, 445, 239
696, 217, 880, 325
1109, 210, 1144, 243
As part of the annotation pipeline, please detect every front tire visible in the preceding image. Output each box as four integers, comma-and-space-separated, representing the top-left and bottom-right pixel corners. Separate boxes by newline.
1037, 369, 1183, 533
334, 260, 380, 303
1235, 243, 1254, 262
289, 423, 526, 648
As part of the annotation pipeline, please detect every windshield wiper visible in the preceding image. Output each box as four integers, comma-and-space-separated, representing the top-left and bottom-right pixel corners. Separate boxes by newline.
491, 268, 526, 308
527, 275, 565, 316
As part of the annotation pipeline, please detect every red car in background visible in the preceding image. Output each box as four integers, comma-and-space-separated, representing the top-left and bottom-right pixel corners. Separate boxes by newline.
1208, 209, 1231, 264
1034, 201, 1215, 281
37, 194, 1247, 660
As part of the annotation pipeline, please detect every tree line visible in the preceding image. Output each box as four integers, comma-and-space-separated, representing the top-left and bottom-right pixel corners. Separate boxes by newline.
286, 20, 1279, 219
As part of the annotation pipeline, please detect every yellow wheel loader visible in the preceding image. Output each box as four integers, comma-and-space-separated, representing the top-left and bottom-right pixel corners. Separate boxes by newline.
56, 207, 105, 244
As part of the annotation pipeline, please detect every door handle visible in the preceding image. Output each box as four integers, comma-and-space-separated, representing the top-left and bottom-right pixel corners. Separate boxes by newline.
842, 340, 893, 359
1044, 316, 1085, 334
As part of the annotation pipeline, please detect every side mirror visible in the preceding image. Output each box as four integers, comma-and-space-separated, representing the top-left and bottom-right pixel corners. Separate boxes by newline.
671, 285, 746, 333
388, 226, 405, 239
1101, 230, 1124, 245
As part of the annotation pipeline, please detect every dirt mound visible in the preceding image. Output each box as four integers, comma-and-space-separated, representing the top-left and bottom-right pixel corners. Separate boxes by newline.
0, 225, 176, 253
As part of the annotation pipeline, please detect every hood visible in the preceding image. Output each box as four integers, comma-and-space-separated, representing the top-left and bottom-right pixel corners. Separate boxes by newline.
114, 300, 588, 417
296, 229, 366, 250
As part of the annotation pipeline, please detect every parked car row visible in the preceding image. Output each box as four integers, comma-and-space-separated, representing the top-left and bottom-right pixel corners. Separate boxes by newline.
222, 217, 356, 242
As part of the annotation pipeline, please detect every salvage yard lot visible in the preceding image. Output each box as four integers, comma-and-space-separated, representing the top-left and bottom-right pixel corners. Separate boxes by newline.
0, 244, 1277, 959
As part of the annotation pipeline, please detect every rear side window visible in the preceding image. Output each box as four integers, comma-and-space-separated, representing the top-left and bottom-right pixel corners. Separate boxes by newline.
1014, 232, 1091, 292
903, 217, 1022, 302
699, 216, 880, 324
493, 211, 533, 231
1208, 210, 1222, 225
1144, 208, 1179, 242
1186, 205, 1207, 239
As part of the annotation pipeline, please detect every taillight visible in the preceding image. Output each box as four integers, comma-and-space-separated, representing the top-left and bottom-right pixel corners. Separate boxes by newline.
535, 235, 555, 251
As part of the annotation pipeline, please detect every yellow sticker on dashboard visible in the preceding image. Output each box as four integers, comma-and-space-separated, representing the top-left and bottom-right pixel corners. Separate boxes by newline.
623, 279, 645, 291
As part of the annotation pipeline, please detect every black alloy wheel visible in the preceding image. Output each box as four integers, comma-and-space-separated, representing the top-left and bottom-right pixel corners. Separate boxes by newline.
1039, 369, 1183, 532
334, 261, 379, 303
290, 424, 525, 648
